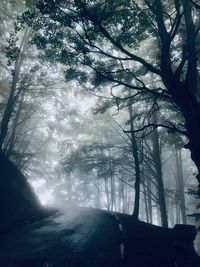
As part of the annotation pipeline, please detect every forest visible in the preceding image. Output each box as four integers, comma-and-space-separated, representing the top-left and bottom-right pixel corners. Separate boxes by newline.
0, 0, 200, 266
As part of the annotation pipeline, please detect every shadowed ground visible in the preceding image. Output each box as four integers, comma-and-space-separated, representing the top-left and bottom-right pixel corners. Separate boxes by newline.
0, 151, 200, 267
0, 206, 199, 267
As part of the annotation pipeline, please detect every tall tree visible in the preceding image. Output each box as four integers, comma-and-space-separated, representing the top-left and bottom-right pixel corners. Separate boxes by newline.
175, 148, 187, 224
128, 102, 141, 219
151, 112, 168, 227
22, 0, 200, 198
0, 26, 31, 148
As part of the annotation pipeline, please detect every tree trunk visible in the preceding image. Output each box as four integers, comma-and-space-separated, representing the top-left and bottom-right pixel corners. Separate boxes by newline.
128, 103, 141, 219
0, 28, 30, 149
147, 175, 153, 224
5, 89, 25, 156
152, 113, 168, 228
169, 202, 175, 227
110, 177, 115, 211
94, 180, 101, 209
158, 0, 200, 197
184, 112, 200, 196
143, 182, 150, 223
104, 178, 110, 211
121, 180, 125, 213
175, 149, 187, 224
176, 197, 181, 224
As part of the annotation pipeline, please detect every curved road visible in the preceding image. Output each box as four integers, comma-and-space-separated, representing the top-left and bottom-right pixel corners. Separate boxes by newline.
0, 207, 127, 267
0, 206, 199, 267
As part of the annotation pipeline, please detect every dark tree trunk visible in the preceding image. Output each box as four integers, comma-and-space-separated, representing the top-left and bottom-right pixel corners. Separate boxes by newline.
184, 110, 200, 196
143, 182, 150, 223
0, 28, 29, 150
121, 180, 125, 213
5, 89, 26, 157
104, 178, 110, 211
95, 180, 101, 209
128, 103, 141, 219
147, 177, 153, 224
152, 113, 168, 228
175, 149, 187, 224
176, 198, 181, 224
166, 86, 200, 197
158, 0, 200, 196
110, 176, 116, 211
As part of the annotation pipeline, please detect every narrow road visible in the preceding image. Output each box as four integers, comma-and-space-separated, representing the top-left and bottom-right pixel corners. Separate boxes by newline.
0, 206, 199, 267
0, 207, 127, 267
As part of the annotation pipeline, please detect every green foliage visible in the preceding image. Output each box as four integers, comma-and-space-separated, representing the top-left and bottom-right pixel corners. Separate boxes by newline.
62, 142, 131, 179
17, 0, 155, 86
18, 0, 187, 148
5, 33, 20, 66
17, 9, 36, 28
64, 69, 88, 83
6, 0, 199, 219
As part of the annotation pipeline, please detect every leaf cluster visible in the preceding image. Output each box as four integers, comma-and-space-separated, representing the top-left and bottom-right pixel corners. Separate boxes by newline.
5, 33, 20, 66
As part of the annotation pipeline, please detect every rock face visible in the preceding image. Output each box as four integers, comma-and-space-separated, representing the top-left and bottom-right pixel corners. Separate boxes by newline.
0, 207, 199, 267
0, 150, 49, 236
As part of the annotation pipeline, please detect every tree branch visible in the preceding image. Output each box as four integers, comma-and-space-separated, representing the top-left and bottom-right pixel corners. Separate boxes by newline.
189, 0, 200, 9
83, 62, 172, 101
123, 123, 187, 136
74, 0, 161, 76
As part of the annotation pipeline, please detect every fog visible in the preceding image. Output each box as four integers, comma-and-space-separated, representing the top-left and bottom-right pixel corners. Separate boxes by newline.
0, 1, 200, 264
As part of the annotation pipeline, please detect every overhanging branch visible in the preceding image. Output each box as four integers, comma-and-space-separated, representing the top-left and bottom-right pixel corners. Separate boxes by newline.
74, 0, 161, 76
84, 63, 172, 101
189, 0, 200, 9
123, 123, 187, 136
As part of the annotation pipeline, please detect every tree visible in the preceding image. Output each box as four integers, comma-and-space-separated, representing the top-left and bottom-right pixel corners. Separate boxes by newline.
128, 102, 141, 219
151, 112, 168, 227
175, 148, 187, 224
189, 0, 200, 9
21, 0, 200, 199
0, 11, 31, 149
59, 111, 137, 212
0, 1, 60, 233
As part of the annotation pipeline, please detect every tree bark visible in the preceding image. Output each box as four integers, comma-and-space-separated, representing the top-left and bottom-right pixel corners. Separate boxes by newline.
157, 0, 200, 196
0, 28, 30, 150
175, 149, 187, 224
143, 182, 150, 223
104, 178, 110, 211
128, 103, 141, 219
147, 175, 153, 224
152, 113, 168, 228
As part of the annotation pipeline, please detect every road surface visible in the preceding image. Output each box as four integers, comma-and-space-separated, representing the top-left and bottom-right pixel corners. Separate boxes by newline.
0, 206, 199, 267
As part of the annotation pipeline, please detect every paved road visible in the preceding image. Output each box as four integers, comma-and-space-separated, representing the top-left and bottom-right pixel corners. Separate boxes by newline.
0, 207, 125, 267
0, 207, 199, 267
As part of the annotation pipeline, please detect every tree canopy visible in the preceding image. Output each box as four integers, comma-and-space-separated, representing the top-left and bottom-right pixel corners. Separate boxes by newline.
0, 0, 200, 234
18, 0, 200, 196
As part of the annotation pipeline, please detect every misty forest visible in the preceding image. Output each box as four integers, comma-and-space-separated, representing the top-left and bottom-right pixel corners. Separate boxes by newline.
0, 1, 200, 266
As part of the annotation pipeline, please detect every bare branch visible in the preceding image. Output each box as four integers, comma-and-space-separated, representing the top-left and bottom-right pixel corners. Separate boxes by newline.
83, 63, 172, 101
189, 0, 200, 9
169, 6, 184, 41
123, 123, 187, 136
